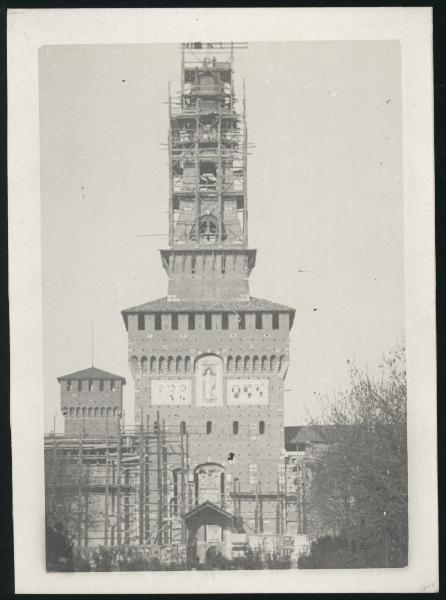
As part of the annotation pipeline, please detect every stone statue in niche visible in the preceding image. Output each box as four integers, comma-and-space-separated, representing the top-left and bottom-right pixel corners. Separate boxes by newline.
202, 367, 217, 403
196, 354, 223, 406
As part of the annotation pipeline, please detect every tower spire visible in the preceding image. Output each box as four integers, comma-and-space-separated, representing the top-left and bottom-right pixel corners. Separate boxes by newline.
160, 42, 254, 302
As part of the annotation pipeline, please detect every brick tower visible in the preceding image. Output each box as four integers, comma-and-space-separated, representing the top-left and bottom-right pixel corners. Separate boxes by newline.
58, 366, 126, 438
122, 43, 295, 537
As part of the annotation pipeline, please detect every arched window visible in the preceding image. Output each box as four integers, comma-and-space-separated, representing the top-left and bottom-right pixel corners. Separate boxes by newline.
259, 421, 265, 435
190, 214, 222, 243
194, 462, 225, 505
94, 407, 99, 417
180, 421, 186, 435
253, 355, 259, 372
244, 355, 251, 373
227, 355, 233, 373
235, 356, 242, 372
88, 407, 93, 417
159, 356, 165, 373
262, 355, 268, 372
279, 355, 285, 371
167, 356, 174, 372
206, 421, 212, 434
141, 356, 148, 373
176, 356, 182, 373
233, 421, 239, 435
270, 355, 276, 372
100, 407, 105, 417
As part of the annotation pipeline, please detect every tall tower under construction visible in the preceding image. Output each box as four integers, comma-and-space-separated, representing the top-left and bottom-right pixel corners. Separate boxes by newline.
122, 42, 295, 544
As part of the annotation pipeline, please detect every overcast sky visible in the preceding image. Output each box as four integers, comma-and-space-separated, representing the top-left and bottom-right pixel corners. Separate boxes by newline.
39, 41, 403, 432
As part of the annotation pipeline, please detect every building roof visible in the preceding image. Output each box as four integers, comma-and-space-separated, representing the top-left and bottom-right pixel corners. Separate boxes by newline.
57, 366, 126, 384
182, 500, 234, 528
122, 296, 295, 317
284, 425, 350, 449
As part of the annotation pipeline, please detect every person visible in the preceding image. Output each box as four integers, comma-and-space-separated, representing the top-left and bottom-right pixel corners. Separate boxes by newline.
51, 522, 74, 571
46, 523, 57, 570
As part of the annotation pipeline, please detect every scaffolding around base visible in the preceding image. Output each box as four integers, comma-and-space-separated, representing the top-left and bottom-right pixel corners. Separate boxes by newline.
45, 413, 306, 553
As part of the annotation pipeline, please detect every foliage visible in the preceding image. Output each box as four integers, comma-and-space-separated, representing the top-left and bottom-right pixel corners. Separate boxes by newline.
304, 344, 408, 568
298, 534, 391, 569
45, 449, 96, 544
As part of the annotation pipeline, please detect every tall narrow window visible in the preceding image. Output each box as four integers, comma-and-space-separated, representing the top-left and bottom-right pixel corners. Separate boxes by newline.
255, 313, 263, 329
191, 255, 196, 274
206, 421, 212, 434
155, 314, 162, 330
259, 421, 265, 435
205, 313, 212, 330
272, 313, 279, 330
238, 313, 245, 330
188, 313, 195, 330
180, 421, 186, 435
221, 255, 226, 274
278, 463, 286, 484
138, 314, 145, 330
222, 313, 229, 330
249, 463, 258, 484
171, 313, 178, 330
88, 380, 93, 391
233, 421, 239, 435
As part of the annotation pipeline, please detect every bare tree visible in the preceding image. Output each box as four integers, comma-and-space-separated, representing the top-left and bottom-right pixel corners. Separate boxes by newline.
45, 446, 97, 547
305, 344, 407, 567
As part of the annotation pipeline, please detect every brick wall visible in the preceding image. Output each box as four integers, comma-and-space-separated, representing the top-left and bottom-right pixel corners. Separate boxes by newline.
127, 310, 290, 495
61, 379, 123, 437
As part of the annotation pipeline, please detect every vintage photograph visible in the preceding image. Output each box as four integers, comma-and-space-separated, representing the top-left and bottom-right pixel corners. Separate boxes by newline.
40, 39, 409, 572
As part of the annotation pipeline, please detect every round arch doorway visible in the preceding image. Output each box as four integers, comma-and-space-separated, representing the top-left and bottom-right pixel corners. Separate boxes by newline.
183, 501, 235, 568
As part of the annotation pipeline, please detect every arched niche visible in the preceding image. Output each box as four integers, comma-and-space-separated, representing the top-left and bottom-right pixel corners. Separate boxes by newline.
193, 462, 225, 506
195, 354, 223, 406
